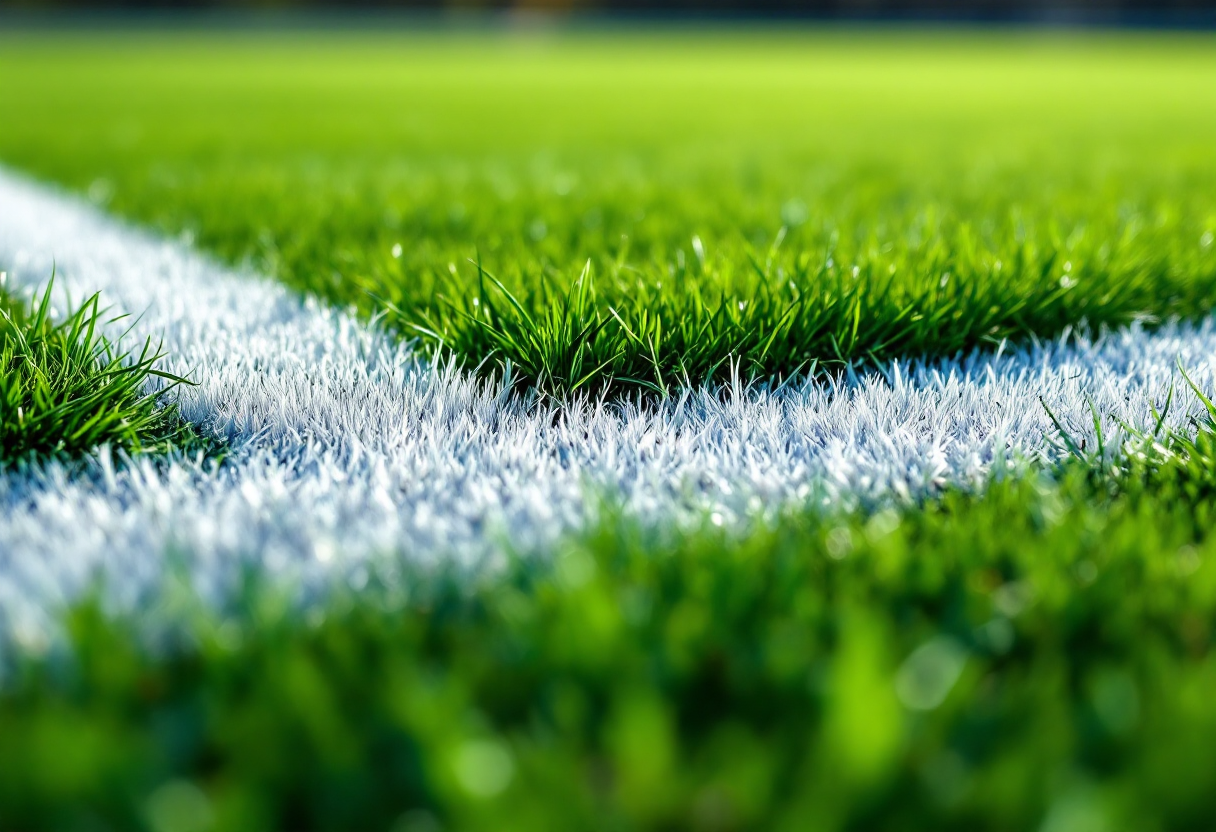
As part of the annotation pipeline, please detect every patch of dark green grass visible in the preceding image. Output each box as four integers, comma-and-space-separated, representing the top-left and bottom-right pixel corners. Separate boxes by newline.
412, 211, 1216, 399
5, 404, 1216, 831
0, 278, 203, 466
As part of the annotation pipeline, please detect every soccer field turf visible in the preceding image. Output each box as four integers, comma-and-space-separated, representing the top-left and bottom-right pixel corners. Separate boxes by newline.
4, 29, 1216, 395
3, 25, 1216, 832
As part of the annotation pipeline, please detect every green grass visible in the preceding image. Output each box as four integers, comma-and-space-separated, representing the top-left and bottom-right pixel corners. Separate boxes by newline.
0, 278, 200, 465
6, 412, 1216, 831
2, 29, 1215, 395
8, 28, 1216, 831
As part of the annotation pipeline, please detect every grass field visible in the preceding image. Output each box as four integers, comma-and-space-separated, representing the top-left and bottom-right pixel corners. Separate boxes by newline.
3, 30, 1215, 394
4, 25, 1216, 832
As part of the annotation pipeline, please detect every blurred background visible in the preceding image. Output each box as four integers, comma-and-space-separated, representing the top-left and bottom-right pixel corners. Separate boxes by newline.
0, 0, 1214, 26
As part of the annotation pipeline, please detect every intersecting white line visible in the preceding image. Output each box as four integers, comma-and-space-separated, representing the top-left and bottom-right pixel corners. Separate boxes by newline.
1, 166, 1214, 647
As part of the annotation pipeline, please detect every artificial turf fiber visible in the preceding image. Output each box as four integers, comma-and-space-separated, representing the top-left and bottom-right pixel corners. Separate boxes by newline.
2, 29, 1215, 396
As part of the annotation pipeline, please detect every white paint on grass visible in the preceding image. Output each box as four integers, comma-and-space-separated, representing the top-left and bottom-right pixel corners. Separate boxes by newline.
0, 167, 1214, 644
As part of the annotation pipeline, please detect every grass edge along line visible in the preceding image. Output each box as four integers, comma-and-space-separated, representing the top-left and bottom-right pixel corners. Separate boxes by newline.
401, 227, 1216, 402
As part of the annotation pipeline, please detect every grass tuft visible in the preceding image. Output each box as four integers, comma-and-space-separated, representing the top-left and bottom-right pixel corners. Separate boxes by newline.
0, 277, 204, 465
404, 224, 1216, 398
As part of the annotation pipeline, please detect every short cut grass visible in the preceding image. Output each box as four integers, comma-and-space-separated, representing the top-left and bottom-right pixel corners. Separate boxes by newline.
4, 28, 1216, 831
2, 30, 1215, 396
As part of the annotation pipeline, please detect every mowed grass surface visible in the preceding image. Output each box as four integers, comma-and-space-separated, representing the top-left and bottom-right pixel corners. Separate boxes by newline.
7, 27, 1216, 831
2, 30, 1216, 395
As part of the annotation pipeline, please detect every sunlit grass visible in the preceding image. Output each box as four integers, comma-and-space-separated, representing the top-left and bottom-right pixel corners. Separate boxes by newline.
3, 28, 1216, 830
0, 277, 201, 465
3, 29, 1215, 396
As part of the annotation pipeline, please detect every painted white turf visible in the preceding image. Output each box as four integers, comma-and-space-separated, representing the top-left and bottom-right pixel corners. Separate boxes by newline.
1, 167, 1214, 647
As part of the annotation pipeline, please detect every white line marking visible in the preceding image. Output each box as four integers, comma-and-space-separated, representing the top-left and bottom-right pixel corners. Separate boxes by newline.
1, 167, 1213, 646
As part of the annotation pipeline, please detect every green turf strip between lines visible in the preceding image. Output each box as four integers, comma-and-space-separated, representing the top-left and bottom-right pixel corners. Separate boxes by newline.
2, 30, 1215, 397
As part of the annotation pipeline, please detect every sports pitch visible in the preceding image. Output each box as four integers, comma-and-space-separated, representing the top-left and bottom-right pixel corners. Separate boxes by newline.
2, 26, 1216, 831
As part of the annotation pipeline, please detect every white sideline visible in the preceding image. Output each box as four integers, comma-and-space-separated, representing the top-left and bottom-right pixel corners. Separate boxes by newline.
1, 167, 1214, 647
